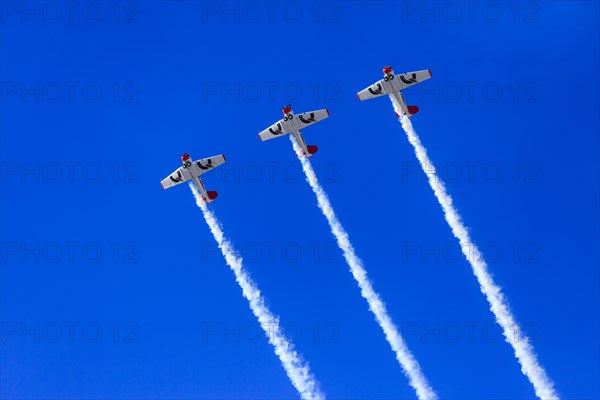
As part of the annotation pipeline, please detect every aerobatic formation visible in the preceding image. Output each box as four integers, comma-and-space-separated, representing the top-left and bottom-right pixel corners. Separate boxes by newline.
161, 66, 558, 400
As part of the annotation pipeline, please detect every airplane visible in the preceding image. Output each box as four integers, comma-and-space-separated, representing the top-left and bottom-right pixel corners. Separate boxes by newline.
357, 66, 432, 117
160, 152, 226, 203
258, 105, 329, 157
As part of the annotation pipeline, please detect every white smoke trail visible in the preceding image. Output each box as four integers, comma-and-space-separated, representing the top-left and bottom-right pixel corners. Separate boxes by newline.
190, 184, 324, 400
391, 97, 558, 399
290, 137, 437, 400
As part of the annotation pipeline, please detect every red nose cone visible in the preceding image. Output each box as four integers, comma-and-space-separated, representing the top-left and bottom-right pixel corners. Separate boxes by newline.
282, 105, 292, 115
383, 66, 393, 75
181, 153, 190, 162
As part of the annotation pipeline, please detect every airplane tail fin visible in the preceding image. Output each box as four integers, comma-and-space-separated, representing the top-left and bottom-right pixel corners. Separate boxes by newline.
407, 105, 420, 116
207, 191, 218, 201
307, 145, 319, 155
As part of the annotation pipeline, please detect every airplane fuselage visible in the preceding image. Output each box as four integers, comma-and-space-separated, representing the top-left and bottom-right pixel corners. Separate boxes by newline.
383, 69, 412, 117
292, 130, 309, 157
181, 156, 214, 203
391, 91, 409, 117
192, 175, 210, 201
283, 110, 314, 157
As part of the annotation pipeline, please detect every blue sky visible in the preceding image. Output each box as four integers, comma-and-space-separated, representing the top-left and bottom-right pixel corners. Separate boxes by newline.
1, 1, 598, 399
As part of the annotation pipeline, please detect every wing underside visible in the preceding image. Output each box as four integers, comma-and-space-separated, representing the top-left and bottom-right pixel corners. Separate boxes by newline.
357, 78, 392, 101
195, 154, 226, 176
259, 119, 291, 142
259, 109, 329, 142
161, 167, 190, 189
161, 154, 226, 190
357, 69, 432, 101
295, 109, 329, 129
395, 69, 432, 89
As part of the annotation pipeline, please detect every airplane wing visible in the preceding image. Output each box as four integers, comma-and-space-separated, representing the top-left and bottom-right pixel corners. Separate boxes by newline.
357, 79, 391, 101
394, 69, 432, 89
259, 119, 291, 142
357, 69, 432, 101
295, 109, 330, 129
194, 154, 226, 176
259, 109, 329, 142
160, 167, 191, 190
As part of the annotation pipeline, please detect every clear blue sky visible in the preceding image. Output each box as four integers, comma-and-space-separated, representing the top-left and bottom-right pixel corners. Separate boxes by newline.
1, 1, 598, 399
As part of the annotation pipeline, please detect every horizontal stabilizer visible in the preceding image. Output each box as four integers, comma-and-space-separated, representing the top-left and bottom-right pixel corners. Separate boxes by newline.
407, 105, 419, 115
307, 145, 319, 155
207, 191, 218, 200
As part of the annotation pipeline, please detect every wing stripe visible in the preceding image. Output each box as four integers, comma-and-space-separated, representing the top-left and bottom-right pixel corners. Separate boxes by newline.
401, 73, 419, 85
299, 113, 316, 124
368, 82, 383, 95
269, 123, 284, 135
170, 170, 183, 182
197, 159, 213, 170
